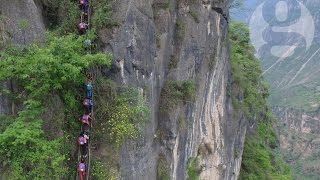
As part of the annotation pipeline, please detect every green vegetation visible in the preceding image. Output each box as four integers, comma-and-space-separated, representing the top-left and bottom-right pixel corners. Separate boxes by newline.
91, 0, 119, 30
160, 80, 196, 112
169, 55, 178, 69
95, 78, 149, 145
152, 1, 170, 10
187, 157, 200, 180
175, 19, 186, 42
0, 15, 10, 48
156, 33, 161, 48
189, 10, 200, 23
0, 34, 111, 178
229, 21, 292, 179
42, 0, 117, 33
157, 155, 170, 180
240, 121, 291, 180
229, 21, 269, 117
91, 159, 117, 180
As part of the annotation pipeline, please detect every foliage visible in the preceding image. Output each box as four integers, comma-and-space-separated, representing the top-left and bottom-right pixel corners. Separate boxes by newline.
40, 0, 79, 33
152, 1, 170, 10
187, 157, 200, 180
0, 33, 110, 100
229, 21, 292, 179
240, 121, 291, 180
229, 21, 269, 117
157, 155, 170, 180
160, 80, 196, 112
91, 0, 119, 30
91, 159, 117, 180
0, 33, 111, 178
169, 55, 178, 69
0, 15, 11, 48
189, 10, 200, 23
175, 19, 186, 42
0, 107, 66, 179
95, 78, 149, 145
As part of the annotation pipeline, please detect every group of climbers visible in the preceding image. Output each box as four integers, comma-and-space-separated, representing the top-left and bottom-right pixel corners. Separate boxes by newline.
77, 0, 93, 179
77, 81, 93, 179
78, 0, 89, 34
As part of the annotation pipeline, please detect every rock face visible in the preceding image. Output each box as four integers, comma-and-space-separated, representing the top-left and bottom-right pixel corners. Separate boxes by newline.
273, 107, 320, 179
99, 0, 246, 179
0, 0, 45, 114
0, 0, 248, 179
0, 0, 45, 45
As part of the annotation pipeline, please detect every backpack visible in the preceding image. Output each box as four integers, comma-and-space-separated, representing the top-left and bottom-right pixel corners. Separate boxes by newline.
83, 99, 89, 106
81, 115, 90, 125
79, 23, 85, 29
79, 163, 85, 171
79, 137, 86, 145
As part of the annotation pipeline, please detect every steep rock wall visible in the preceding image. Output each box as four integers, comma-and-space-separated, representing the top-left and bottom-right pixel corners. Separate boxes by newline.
98, 0, 246, 179
0, 0, 45, 114
0, 0, 248, 179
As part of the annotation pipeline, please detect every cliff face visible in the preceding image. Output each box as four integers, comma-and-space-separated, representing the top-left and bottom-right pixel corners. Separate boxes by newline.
0, 0, 248, 179
99, 0, 246, 179
273, 107, 320, 179
0, 0, 45, 114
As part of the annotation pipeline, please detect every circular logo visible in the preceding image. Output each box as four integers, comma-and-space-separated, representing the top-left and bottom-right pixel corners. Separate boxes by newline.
249, 0, 315, 58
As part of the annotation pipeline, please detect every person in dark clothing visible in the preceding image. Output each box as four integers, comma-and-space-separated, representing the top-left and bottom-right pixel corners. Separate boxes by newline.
83, 98, 93, 113
78, 132, 89, 156
81, 123, 90, 134
79, 0, 88, 14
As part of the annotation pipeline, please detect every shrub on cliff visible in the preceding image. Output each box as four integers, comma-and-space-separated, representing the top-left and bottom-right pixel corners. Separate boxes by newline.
0, 33, 111, 178
229, 21, 292, 179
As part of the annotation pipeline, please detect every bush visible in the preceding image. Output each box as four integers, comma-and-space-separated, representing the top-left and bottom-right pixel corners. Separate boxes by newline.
157, 155, 170, 180
175, 19, 186, 42
91, 0, 119, 30
160, 80, 196, 112
95, 79, 149, 145
0, 33, 111, 178
229, 21, 292, 180
189, 10, 200, 23
187, 157, 200, 180
91, 159, 117, 180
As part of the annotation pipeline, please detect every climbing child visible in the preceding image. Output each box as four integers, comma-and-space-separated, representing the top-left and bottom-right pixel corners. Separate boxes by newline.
83, 98, 93, 114
79, 0, 88, 14
78, 132, 89, 157
85, 82, 93, 99
78, 22, 89, 34
78, 159, 86, 180
79, 113, 92, 126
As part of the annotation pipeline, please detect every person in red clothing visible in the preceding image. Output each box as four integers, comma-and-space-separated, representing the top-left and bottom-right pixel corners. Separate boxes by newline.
78, 159, 86, 180
79, 113, 91, 125
78, 22, 89, 34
